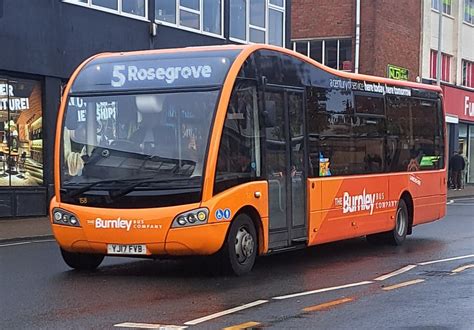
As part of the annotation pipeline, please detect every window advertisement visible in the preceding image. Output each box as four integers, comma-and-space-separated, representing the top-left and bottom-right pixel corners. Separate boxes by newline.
0, 77, 43, 186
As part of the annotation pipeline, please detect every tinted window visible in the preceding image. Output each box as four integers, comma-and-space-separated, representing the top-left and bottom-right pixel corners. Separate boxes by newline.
307, 87, 354, 177
214, 79, 262, 194
386, 96, 444, 171
352, 94, 385, 174
307, 89, 387, 177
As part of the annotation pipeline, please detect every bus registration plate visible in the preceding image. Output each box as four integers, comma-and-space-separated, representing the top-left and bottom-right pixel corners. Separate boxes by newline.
107, 244, 147, 255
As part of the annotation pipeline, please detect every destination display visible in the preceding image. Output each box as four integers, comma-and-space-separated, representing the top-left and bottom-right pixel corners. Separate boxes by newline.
71, 52, 237, 93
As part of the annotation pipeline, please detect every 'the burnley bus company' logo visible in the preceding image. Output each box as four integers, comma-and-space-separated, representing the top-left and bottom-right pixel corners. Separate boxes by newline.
334, 189, 384, 215
87, 218, 162, 231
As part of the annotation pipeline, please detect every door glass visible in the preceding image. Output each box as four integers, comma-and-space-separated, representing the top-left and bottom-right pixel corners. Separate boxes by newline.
265, 91, 287, 230
288, 92, 305, 227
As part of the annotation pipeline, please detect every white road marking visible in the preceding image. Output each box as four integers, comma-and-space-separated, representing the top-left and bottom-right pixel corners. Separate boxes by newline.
450, 264, 474, 275
373, 265, 417, 281
382, 279, 425, 291
0, 239, 55, 248
272, 281, 373, 300
446, 200, 454, 205
183, 300, 268, 326
114, 323, 186, 329
418, 254, 474, 266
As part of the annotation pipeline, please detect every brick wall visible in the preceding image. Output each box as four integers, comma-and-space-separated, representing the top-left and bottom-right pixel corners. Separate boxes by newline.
292, 0, 354, 39
292, 0, 422, 81
369, 0, 421, 81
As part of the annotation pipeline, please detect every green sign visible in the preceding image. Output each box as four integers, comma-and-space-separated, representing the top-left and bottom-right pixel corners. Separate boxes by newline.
387, 64, 409, 81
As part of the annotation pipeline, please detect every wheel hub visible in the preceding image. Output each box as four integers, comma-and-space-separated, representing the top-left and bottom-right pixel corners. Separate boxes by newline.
396, 208, 406, 236
235, 227, 255, 264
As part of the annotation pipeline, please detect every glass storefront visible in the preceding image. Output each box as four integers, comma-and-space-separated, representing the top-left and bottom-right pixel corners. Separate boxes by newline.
469, 125, 474, 183
0, 76, 43, 187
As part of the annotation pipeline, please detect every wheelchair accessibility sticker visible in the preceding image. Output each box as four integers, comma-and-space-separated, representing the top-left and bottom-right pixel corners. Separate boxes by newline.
215, 208, 232, 220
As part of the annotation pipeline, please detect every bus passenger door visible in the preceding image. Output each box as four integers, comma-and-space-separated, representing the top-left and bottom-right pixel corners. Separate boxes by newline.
264, 87, 307, 250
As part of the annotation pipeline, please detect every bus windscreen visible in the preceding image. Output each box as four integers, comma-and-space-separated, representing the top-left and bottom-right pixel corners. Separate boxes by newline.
61, 89, 219, 208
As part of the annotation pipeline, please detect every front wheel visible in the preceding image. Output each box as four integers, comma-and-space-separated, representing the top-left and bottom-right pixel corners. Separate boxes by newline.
60, 248, 104, 271
221, 214, 258, 276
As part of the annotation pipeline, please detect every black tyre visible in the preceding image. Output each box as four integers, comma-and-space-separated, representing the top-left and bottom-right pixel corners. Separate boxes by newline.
60, 248, 104, 271
387, 199, 409, 245
221, 214, 258, 276
366, 199, 409, 246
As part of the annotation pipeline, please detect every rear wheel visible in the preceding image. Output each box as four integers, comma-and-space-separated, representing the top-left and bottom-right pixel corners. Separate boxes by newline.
366, 199, 409, 246
221, 214, 257, 276
60, 248, 104, 271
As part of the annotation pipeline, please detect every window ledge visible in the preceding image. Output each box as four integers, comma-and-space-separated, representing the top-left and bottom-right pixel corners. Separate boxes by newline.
430, 8, 455, 20
155, 20, 225, 40
462, 21, 474, 28
62, 0, 149, 22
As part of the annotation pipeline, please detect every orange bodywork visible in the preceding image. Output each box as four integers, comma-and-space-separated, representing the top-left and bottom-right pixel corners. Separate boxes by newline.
51, 44, 446, 257
307, 170, 446, 246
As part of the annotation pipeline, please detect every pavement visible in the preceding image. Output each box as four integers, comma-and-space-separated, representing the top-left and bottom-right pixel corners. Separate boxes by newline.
1, 185, 473, 244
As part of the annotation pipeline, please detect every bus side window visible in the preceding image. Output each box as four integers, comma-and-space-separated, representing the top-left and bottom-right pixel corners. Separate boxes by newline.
214, 80, 261, 195
306, 87, 353, 177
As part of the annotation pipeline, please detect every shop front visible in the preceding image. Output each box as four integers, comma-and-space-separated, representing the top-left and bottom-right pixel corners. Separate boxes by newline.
0, 75, 49, 217
442, 85, 474, 184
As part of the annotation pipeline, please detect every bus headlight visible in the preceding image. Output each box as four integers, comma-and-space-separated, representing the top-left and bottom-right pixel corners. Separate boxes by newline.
172, 208, 209, 228
52, 208, 81, 228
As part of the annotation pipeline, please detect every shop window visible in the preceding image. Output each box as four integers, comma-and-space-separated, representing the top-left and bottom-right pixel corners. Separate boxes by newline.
430, 50, 452, 82
0, 77, 43, 187
292, 38, 353, 71
155, 0, 223, 36
465, 0, 474, 24
468, 125, 474, 183
230, 0, 286, 46
462, 59, 474, 88
64, 0, 147, 18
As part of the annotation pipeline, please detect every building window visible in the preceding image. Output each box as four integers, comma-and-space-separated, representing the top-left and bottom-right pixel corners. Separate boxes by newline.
156, 0, 223, 37
64, 0, 147, 18
462, 60, 474, 88
230, 0, 286, 47
432, 0, 452, 15
0, 77, 44, 187
430, 50, 452, 82
465, 0, 474, 24
292, 38, 353, 71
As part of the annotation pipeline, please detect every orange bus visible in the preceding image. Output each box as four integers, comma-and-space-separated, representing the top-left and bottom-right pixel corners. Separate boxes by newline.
51, 45, 446, 275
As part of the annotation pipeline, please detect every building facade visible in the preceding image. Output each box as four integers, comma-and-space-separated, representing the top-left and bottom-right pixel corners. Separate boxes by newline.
0, 0, 291, 218
291, 0, 474, 184
291, 0, 421, 80
421, 0, 474, 184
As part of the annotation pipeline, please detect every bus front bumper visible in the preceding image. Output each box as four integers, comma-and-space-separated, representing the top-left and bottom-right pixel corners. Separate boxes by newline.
50, 203, 230, 257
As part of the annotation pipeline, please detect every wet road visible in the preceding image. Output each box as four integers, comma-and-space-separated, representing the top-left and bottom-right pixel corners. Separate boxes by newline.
1, 198, 473, 329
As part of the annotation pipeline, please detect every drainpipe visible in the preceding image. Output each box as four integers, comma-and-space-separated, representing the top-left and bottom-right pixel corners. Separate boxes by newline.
355, 0, 360, 74
436, 6, 443, 85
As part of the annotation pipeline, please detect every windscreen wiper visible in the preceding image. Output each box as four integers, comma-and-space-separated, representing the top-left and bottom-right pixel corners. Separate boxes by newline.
65, 176, 155, 199
108, 177, 200, 200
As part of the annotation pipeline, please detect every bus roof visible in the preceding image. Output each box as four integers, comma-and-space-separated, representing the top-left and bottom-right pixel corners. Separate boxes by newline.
69, 44, 442, 95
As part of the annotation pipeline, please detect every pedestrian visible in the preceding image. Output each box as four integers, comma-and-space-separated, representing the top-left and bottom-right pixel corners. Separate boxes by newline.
449, 150, 466, 190
461, 151, 469, 189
